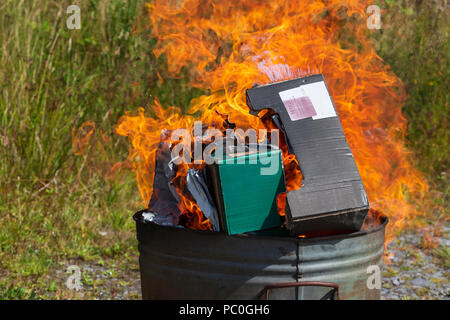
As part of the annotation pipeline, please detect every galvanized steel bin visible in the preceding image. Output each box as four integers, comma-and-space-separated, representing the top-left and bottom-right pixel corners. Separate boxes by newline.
134, 210, 387, 300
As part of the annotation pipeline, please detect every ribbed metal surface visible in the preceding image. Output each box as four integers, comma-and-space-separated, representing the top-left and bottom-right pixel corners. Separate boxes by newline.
135, 210, 387, 300
297, 227, 385, 299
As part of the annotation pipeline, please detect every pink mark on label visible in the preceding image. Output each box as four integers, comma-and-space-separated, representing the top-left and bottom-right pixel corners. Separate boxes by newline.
282, 96, 317, 121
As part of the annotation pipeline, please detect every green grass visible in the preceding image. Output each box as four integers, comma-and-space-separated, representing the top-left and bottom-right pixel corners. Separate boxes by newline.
0, 0, 203, 299
0, 0, 447, 299
432, 245, 450, 268
0, 284, 37, 300
370, 0, 449, 194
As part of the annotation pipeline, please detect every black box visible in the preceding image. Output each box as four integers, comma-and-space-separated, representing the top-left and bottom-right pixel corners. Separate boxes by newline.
246, 74, 369, 236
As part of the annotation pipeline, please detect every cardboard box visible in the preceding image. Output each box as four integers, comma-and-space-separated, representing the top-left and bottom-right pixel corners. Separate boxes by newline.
246, 74, 369, 235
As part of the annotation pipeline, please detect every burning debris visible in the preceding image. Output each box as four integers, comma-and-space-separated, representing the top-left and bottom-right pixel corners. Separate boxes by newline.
144, 130, 180, 226
139, 74, 372, 238
186, 167, 220, 231
142, 125, 287, 234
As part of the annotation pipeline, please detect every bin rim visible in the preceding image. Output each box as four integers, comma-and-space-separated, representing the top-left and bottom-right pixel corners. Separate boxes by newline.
133, 209, 388, 243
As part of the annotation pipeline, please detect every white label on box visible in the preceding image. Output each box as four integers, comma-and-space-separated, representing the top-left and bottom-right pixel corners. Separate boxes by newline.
279, 81, 337, 121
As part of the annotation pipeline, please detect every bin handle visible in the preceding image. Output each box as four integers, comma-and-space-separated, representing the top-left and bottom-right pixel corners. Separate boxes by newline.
258, 281, 340, 300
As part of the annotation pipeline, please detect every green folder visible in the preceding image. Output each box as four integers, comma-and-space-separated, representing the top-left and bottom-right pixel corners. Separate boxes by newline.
207, 146, 286, 235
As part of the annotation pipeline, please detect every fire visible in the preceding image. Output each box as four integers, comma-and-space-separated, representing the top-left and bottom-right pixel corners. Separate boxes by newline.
115, 0, 428, 239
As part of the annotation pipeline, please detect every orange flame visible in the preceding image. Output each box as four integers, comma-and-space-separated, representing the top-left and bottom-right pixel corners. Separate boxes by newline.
115, 0, 428, 238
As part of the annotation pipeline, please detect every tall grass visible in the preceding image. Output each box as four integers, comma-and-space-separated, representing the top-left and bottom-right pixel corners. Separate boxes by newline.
0, 0, 203, 193
0, 0, 203, 298
371, 0, 449, 194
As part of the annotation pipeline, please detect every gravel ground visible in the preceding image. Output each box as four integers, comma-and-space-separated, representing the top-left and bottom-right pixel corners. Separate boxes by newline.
53, 258, 141, 299
381, 226, 449, 300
